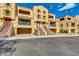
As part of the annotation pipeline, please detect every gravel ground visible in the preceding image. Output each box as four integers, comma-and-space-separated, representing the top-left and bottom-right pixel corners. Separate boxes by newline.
1, 36, 79, 56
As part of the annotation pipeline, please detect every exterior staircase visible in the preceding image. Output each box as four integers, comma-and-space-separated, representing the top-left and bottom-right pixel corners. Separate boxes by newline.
43, 24, 53, 35
36, 24, 46, 35
0, 21, 12, 37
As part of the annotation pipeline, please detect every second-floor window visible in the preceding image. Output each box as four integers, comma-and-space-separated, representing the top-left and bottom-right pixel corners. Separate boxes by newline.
50, 22, 56, 27
37, 9, 41, 13
43, 15, 46, 20
19, 9, 30, 15
6, 3, 10, 7
67, 17, 71, 20
60, 24, 63, 27
71, 23, 75, 27
49, 15, 53, 19
60, 18, 64, 21
5, 10, 11, 16
19, 20, 31, 25
66, 23, 68, 26
37, 15, 41, 19
43, 10, 46, 14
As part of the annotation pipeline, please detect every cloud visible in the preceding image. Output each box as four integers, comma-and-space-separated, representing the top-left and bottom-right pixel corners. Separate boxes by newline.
57, 5, 63, 7
57, 3, 64, 7
59, 3, 76, 11
50, 5, 53, 9
65, 10, 73, 14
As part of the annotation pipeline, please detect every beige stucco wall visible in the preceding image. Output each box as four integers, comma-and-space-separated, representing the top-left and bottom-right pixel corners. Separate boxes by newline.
58, 16, 77, 33
33, 6, 48, 23
0, 3, 16, 20
1, 3, 79, 36
0, 19, 4, 27
14, 6, 34, 35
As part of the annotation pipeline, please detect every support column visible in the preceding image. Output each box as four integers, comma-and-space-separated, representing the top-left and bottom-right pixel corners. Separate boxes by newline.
14, 28, 17, 35
68, 28, 71, 33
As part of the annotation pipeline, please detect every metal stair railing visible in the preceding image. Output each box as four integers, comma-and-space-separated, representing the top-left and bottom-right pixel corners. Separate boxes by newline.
0, 23, 5, 32
36, 24, 45, 35
44, 25, 53, 35
7, 22, 14, 36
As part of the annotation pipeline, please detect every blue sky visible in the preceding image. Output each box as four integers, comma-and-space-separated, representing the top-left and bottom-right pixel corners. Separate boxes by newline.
16, 3, 79, 18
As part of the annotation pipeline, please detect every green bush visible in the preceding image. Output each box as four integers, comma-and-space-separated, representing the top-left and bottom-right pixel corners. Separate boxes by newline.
33, 29, 38, 36
60, 29, 68, 33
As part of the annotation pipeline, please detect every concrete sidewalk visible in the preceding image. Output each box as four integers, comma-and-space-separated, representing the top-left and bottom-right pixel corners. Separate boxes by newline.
4, 33, 79, 40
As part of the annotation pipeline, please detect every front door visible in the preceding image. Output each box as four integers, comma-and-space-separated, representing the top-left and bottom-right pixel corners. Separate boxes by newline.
4, 18, 11, 24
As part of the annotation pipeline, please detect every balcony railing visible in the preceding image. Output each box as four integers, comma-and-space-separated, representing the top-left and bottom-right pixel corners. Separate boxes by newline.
71, 25, 75, 27
18, 13, 32, 19
19, 9, 30, 15
4, 10, 11, 16
50, 24, 56, 27
18, 21, 31, 25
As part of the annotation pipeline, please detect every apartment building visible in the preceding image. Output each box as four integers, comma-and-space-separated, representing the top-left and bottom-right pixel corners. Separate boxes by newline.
0, 3, 59, 37
1, 3, 79, 37
58, 16, 77, 33
32, 6, 58, 35
0, 3, 16, 37
14, 6, 33, 35
73, 15, 79, 33
48, 13, 59, 33
32, 6, 49, 35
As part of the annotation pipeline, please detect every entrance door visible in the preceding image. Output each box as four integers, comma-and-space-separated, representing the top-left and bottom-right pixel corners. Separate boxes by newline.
36, 21, 40, 28
4, 18, 11, 24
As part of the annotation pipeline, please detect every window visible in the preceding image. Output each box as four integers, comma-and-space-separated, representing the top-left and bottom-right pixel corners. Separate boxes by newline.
67, 17, 71, 20
43, 15, 46, 20
49, 15, 53, 19
5, 10, 11, 16
6, 3, 10, 6
37, 15, 41, 19
50, 22, 56, 27
66, 23, 68, 26
19, 9, 30, 15
19, 20, 31, 25
43, 10, 46, 14
37, 9, 41, 13
71, 23, 75, 27
60, 18, 64, 21
60, 24, 63, 27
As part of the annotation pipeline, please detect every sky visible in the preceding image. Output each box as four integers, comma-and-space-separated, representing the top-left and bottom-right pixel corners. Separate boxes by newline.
16, 3, 79, 19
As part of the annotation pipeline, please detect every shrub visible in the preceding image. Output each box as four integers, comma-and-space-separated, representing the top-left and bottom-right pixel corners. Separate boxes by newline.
60, 29, 68, 33
33, 29, 38, 35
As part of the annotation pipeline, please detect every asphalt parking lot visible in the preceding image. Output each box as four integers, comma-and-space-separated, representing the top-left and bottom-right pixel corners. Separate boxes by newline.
0, 36, 79, 56
12, 36, 79, 56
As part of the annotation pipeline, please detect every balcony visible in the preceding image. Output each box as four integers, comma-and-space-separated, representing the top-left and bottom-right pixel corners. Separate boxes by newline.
71, 23, 76, 28
18, 20, 31, 26
4, 9, 11, 16
71, 25, 75, 27
48, 15, 54, 19
67, 17, 71, 20
50, 24, 56, 27
19, 14, 32, 19
18, 9, 32, 19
